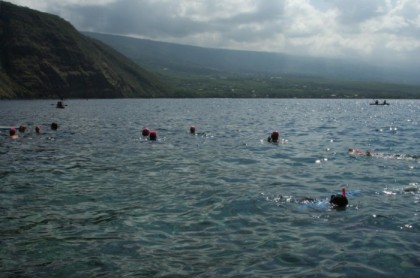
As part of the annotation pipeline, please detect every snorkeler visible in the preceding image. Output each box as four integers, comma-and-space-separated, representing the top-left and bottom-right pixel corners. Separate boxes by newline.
274, 190, 349, 210
267, 131, 280, 143
330, 188, 348, 208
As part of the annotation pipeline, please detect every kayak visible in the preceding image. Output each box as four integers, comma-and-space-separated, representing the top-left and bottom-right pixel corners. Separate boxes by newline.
56, 101, 65, 108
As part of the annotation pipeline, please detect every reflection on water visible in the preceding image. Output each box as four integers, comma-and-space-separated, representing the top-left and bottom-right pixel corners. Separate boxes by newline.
1, 99, 419, 276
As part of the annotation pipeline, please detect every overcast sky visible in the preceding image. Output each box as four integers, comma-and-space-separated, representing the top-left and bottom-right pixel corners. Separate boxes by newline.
6, 0, 420, 68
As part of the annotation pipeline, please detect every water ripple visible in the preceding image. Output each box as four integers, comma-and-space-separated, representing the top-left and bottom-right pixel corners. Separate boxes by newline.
1, 99, 419, 276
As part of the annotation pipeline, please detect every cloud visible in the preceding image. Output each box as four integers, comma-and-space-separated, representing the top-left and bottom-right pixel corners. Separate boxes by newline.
5, 0, 420, 67
332, 0, 387, 26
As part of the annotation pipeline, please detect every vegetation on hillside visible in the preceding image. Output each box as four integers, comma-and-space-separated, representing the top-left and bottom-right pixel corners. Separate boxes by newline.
163, 71, 420, 99
86, 32, 420, 99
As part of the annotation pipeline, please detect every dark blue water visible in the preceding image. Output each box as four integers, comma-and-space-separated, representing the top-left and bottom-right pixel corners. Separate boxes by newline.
1, 99, 419, 277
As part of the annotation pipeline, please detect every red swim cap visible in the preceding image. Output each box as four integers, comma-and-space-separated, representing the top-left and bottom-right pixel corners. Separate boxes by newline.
149, 130, 157, 141
142, 128, 150, 137
271, 131, 280, 141
9, 128, 16, 136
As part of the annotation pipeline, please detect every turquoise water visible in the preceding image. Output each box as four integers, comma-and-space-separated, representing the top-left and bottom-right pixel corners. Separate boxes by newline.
1, 99, 419, 277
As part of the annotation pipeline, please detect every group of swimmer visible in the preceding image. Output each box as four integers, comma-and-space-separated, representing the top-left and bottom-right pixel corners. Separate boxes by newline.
140, 124, 419, 210
7, 121, 283, 143
140, 125, 284, 144
140, 125, 201, 141
7, 121, 417, 210
141, 127, 157, 141
4, 122, 59, 139
141, 125, 351, 208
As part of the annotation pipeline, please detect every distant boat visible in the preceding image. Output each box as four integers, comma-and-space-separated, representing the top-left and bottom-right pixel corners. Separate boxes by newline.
56, 101, 65, 109
370, 100, 389, 106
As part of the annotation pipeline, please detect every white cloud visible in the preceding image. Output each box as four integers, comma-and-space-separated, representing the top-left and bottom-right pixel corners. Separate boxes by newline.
8, 0, 115, 10
5, 0, 420, 67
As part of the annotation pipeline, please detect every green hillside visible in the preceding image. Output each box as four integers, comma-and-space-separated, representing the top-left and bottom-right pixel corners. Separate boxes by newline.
85, 32, 420, 99
0, 2, 169, 99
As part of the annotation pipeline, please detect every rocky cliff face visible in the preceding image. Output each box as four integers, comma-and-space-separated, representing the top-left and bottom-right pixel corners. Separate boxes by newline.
0, 2, 168, 99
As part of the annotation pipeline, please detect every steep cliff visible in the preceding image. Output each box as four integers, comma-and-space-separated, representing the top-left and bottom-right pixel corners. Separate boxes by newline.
0, 2, 169, 99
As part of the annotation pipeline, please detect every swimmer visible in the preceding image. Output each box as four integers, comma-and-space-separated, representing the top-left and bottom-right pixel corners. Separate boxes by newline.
9, 128, 19, 139
330, 188, 348, 208
348, 148, 371, 156
189, 125, 209, 137
267, 131, 280, 143
18, 125, 26, 133
51, 122, 58, 130
35, 126, 41, 134
149, 130, 157, 141
349, 148, 418, 160
142, 127, 150, 137
190, 125, 196, 134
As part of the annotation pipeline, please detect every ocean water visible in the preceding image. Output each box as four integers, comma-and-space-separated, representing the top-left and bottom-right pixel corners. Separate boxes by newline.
0, 99, 419, 277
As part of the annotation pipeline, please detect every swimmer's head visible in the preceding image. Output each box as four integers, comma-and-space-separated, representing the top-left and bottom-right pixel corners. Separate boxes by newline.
9, 128, 16, 136
142, 127, 150, 137
18, 125, 26, 132
149, 130, 157, 141
330, 188, 348, 208
270, 131, 280, 142
51, 122, 58, 130
35, 126, 40, 133
366, 151, 372, 156
348, 148, 354, 152
190, 125, 196, 134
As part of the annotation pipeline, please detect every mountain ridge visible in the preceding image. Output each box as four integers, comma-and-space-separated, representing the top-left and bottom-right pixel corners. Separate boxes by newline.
84, 32, 420, 86
0, 2, 169, 99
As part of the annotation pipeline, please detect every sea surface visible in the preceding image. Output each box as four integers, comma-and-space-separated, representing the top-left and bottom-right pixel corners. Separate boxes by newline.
1, 99, 419, 277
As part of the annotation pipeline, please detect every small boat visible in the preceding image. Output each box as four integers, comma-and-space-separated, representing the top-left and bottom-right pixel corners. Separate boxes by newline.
56, 101, 65, 109
370, 100, 389, 105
